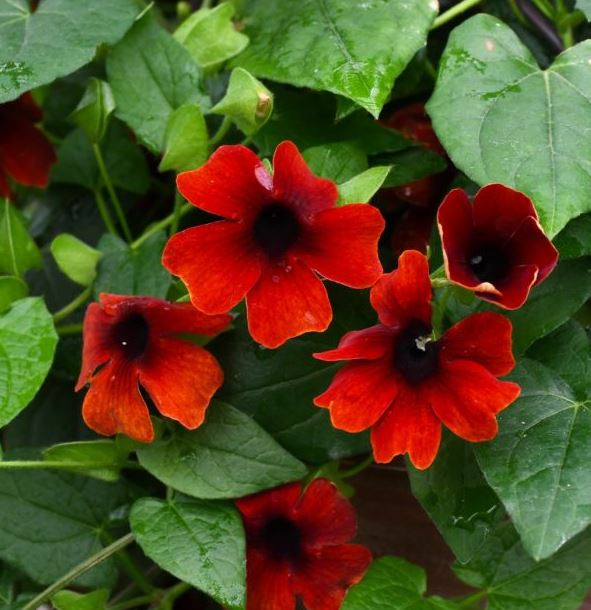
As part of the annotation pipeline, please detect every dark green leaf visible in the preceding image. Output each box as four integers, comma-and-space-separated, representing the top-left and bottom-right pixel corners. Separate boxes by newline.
107, 14, 210, 153
159, 104, 208, 173
408, 434, 503, 564
0, 0, 139, 102
553, 213, 591, 259
94, 232, 171, 299
234, 0, 437, 116
428, 15, 591, 237
0, 469, 127, 588
0, 200, 42, 277
381, 147, 447, 188
137, 401, 307, 499
0, 298, 57, 428
303, 143, 368, 183
52, 589, 109, 610
50, 234, 101, 287
476, 360, 591, 560
0, 277, 27, 313
130, 496, 245, 610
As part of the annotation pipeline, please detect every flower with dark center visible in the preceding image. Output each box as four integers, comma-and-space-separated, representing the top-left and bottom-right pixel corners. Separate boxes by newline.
437, 184, 558, 310
0, 93, 56, 199
76, 294, 231, 442
162, 141, 385, 349
314, 250, 521, 470
236, 479, 372, 610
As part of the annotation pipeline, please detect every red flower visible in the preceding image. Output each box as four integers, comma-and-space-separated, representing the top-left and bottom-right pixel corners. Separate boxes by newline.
236, 478, 372, 610
437, 184, 558, 310
0, 93, 57, 199
314, 250, 521, 470
76, 294, 230, 443
162, 141, 385, 348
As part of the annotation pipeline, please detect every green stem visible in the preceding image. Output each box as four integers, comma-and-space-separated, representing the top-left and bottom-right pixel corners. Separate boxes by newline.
94, 189, 118, 237
93, 143, 133, 242
52, 286, 92, 323
158, 582, 191, 610
21, 533, 135, 610
531, 0, 554, 19
340, 454, 374, 479
131, 204, 192, 250
56, 322, 83, 336
457, 590, 487, 608
170, 192, 184, 236
208, 116, 232, 150
0, 460, 141, 470
432, 286, 452, 338
103, 532, 154, 595
108, 594, 155, 610
508, 0, 529, 26
431, 0, 485, 29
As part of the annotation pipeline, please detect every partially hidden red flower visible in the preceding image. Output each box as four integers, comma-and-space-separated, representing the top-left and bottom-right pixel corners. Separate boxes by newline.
76, 294, 231, 443
0, 93, 57, 199
314, 250, 521, 470
438, 184, 558, 310
162, 141, 385, 349
236, 478, 372, 610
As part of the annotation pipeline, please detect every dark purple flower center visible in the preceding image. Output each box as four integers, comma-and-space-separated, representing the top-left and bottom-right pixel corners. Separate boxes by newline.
261, 516, 302, 562
253, 203, 300, 259
394, 320, 439, 385
468, 244, 509, 284
111, 312, 150, 361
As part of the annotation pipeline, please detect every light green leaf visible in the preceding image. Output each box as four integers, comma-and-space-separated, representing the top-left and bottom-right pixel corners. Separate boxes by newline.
130, 496, 245, 610
0, 277, 27, 313
159, 104, 208, 173
303, 142, 367, 183
476, 360, 591, 560
107, 14, 210, 153
0, 0, 139, 102
70, 78, 115, 144
338, 166, 390, 205
175, 2, 249, 71
0, 200, 42, 277
427, 15, 591, 237
577, 0, 591, 19
233, 0, 437, 117
137, 401, 307, 499
52, 589, 109, 610
0, 298, 57, 428
50, 234, 101, 287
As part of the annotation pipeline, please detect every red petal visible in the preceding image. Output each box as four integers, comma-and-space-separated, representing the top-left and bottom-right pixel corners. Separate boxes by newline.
426, 360, 521, 442
139, 338, 223, 430
292, 545, 372, 610
272, 141, 338, 217
76, 302, 113, 391
163, 221, 262, 315
246, 259, 331, 348
237, 482, 302, 524
477, 264, 538, 310
295, 479, 357, 548
81, 359, 154, 443
0, 115, 56, 188
176, 145, 273, 220
246, 548, 295, 610
0, 168, 10, 198
472, 183, 538, 239
369, 250, 432, 328
370, 385, 441, 468
441, 312, 516, 376
313, 359, 399, 433
298, 204, 384, 288
313, 325, 393, 362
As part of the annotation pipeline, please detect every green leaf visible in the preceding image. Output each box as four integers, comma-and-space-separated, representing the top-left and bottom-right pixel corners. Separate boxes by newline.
0, 468, 127, 588
233, 0, 437, 117
137, 401, 307, 499
475, 360, 591, 560
159, 104, 208, 173
130, 496, 245, 610
577, 0, 591, 19
553, 213, 591, 259
52, 589, 109, 610
427, 15, 591, 237
455, 523, 591, 610
70, 78, 115, 144
342, 557, 458, 610
408, 434, 503, 564
528, 320, 591, 401
380, 147, 447, 188
303, 143, 367, 183
211, 68, 273, 136
107, 14, 210, 153
94, 232, 171, 299
42, 440, 129, 482
0, 277, 27, 313
50, 234, 102, 287
0, 298, 57, 429
175, 2, 249, 71
0, 200, 42, 277
338, 166, 390, 205
0, 0, 139, 103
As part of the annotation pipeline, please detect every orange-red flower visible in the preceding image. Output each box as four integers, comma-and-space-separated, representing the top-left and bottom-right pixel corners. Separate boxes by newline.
437, 184, 558, 309
236, 479, 372, 610
0, 93, 56, 199
162, 141, 385, 349
314, 250, 521, 470
76, 294, 230, 443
